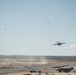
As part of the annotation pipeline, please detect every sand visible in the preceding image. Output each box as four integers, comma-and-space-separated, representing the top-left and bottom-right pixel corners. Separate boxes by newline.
0, 56, 76, 75
0, 72, 76, 75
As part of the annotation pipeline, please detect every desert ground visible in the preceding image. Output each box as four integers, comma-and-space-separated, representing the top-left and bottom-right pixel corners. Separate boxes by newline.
0, 55, 76, 75
1, 72, 76, 75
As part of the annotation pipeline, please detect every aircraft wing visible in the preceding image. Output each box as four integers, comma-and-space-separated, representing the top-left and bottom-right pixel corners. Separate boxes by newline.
61, 43, 66, 44
53, 44, 58, 45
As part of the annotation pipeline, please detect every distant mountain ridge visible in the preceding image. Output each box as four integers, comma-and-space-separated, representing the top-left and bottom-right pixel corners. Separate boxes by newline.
0, 55, 76, 61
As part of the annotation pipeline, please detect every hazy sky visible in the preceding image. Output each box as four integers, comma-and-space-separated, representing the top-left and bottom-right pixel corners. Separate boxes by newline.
0, 0, 76, 56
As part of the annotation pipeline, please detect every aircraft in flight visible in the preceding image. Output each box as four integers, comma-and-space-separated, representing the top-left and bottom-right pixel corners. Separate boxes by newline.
53, 41, 66, 46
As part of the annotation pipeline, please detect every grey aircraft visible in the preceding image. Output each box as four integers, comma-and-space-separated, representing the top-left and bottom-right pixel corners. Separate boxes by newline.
53, 41, 66, 46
